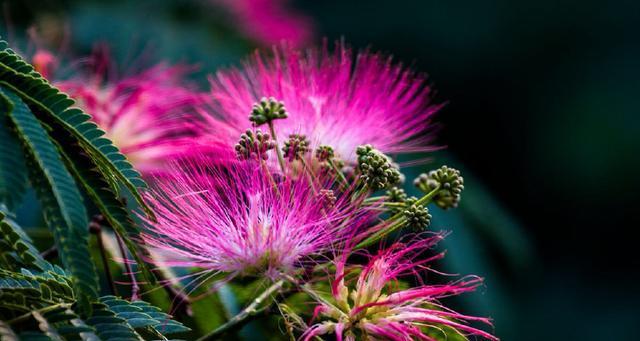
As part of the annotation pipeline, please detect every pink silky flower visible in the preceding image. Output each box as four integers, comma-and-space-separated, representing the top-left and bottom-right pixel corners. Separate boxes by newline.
200, 41, 441, 164
56, 63, 202, 175
141, 158, 374, 281
32, 49, 59, 79
302, 234, 498, 341
212, 0, 314, 46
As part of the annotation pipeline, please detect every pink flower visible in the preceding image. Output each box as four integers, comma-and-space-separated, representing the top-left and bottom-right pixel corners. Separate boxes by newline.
32, 49, 59, 79
212, 0, 314, 46
56, 62, 202, 175
200, 41, 441, 164
141, 158, 375, 281
302, 234, 498, 341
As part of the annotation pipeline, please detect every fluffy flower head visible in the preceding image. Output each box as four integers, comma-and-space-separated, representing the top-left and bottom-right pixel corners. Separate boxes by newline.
142, 158, 373, 280
303, 235, 498, 341
201, 41, 440, 163
56, 62, 202, 174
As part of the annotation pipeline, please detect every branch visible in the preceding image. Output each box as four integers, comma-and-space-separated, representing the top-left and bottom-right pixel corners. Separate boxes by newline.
197, 280, 285, 340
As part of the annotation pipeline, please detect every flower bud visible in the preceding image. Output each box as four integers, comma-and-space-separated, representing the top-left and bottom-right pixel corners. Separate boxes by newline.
403, 196, 432, 231
249, 97, 288, 125
356, 144, 401, 191
235, 129, 276, 160
315, 145, 335, 162
414, 165, 464, 209
318, 189, 337, 209
282, 134, 310, 161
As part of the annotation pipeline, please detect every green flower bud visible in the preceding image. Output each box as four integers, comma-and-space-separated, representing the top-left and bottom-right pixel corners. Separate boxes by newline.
249, 97, 288, 125
386, 186, 408, 203
386, 186, 408, 214
414, 165, 464, 209
282, 134, 310, 161
234, 129, 276, 160
403, 196, 432, 231
356, 144, 401, 191
315, 145, 335, 162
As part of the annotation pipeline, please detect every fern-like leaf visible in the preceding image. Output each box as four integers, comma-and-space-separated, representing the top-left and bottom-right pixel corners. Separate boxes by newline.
0, 86, 98, 313
101, 296, 191, 337
0, 92, 28, 211
55, 141, 156, 285
0, 211, 48, 272
0, 38, 154, 220
1, 267, 188, 340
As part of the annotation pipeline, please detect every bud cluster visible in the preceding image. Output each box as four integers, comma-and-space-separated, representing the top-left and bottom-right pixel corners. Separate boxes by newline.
314, 145, 335, 162
235, 129, 276, 160
283, 134, 310, 161
318, 189, 337, 208
356, 144, 401, 191
249, 97, 288, 125
414, 165, 464, 209
402, 196, 432, 231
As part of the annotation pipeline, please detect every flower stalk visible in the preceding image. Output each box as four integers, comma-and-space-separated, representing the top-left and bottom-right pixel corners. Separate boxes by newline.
268, 121, 287, 173
197, 280, 285, 341
357, 184, 441, 248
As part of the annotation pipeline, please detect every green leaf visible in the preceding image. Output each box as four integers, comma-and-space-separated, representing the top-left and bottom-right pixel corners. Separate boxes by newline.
0, 95, 28, 211
0, 38, 154, 220
0, 86, 98, 312
0, 268, 75, 320
86, 302, 144, 340
54, 140, 156, 285
0, 211, 48, 272
101, 296, 191, 336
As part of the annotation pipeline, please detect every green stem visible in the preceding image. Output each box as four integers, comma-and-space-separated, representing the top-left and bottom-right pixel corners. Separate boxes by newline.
328, 159, 349, 189
7, 303, 72, 325
363, 196, 386, 203
351, 185, 369, 204
90, 220, 117, 296
197, 280, 285, 341
362, 202, 405, 208
261, 159, 281, 197
268, 122, 286, 174
356, 185, 441, 249
300, 158, 318, 194
278, 274, 347, 319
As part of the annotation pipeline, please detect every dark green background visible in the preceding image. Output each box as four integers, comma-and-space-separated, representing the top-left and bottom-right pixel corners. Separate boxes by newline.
1, 0, 638, 339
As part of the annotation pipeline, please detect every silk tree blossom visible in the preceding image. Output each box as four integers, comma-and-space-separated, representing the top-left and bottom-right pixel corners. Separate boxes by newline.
302, 234, 498, 341
141, 158, 376, 281
32, 49, 59, 79
56, 63, 202, 175
199, 41, 441, 164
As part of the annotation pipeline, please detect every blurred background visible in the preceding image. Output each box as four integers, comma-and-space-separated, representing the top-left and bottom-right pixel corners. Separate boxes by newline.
1, 0, 638, 339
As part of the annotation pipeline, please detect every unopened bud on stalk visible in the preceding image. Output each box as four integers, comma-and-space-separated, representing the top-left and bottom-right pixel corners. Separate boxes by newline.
315, 145, 335, 162
403, 196, 432, 231
249, 97, 288, 125
283, 134, 310, 161
386, 186, 407, 214
235, 129, 276, 160
356, 144, 401, 191
414, 165, 464, 209
318, 189, 337, 208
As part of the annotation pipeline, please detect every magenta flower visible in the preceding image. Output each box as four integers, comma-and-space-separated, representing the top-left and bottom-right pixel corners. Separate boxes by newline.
32, 49, 59, 79
212, 0, 314, 46
302, 234, 498, 341
200, 42, 441, 164
141, 158, 374, 280
56, 63, 202, 175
